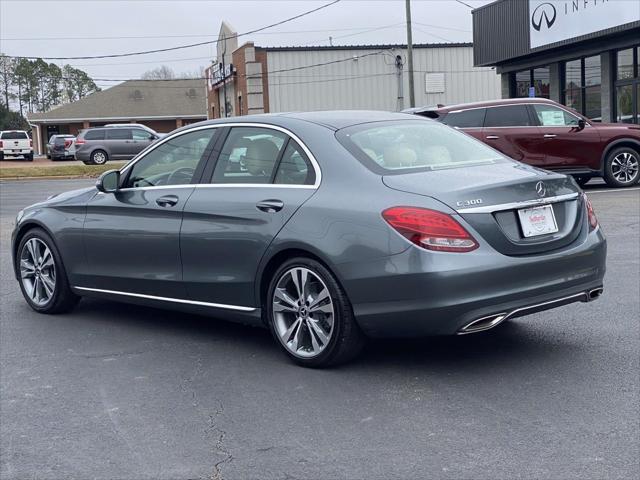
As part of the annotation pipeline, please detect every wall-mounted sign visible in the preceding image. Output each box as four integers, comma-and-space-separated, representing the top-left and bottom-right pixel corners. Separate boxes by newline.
212, 63, 234, 85
529, 0, 640, 49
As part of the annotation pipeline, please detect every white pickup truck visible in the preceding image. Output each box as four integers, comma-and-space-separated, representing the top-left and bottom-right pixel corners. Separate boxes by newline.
0, 130, 33, 161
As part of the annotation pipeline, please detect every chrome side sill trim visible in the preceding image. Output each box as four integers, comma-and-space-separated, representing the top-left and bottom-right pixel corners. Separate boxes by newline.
73, 286, 256, 312
457, 192, 579, 214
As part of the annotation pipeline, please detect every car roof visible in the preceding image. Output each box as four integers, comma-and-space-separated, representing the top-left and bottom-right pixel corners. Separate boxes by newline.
190, 110, 424, 131
412, 97, 559, 114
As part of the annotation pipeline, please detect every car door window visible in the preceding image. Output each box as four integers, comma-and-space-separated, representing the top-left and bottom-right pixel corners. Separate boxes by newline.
442, 109, 486, 128
532, 104, 581, 126
132, 129, 153, 140
124, 129, 216, 188
484, 105, 532, 127
106, 128, 132, 140
212, 127, 287, 184
274, 140, 316, 185
84, 130, 105, 140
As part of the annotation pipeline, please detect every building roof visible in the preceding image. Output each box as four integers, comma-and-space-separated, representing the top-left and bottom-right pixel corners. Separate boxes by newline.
28, 79, 206, 123
263, 43, 472, 52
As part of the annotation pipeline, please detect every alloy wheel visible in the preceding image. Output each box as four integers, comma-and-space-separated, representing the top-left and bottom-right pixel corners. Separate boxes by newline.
611, 151, 639, 184
272, 267, 335, 358
20, 238, 56, 306
92, 151, 107, 164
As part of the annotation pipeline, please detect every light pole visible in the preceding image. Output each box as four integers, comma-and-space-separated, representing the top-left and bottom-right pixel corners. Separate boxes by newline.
405, 0, 415, 108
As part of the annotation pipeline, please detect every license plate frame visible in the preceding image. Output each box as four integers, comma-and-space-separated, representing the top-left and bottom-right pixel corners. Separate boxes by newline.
517, 204, 559, 238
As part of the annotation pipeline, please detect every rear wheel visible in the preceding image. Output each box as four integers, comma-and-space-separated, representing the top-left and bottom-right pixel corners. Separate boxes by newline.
267, 258, 365, 367
603, 147, 639, 187
89, 149, 108, 165
24, 154, 33, 161
17, 228, 79, 314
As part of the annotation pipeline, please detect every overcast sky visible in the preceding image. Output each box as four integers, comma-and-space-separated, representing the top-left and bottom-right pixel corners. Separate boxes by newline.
0, 0, 492, 89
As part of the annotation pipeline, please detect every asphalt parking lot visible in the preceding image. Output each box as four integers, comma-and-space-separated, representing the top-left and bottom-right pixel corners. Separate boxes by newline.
1, 179, 638, 480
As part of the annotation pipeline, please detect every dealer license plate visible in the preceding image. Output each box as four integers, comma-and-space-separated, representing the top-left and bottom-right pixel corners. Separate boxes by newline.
517, 204, 558, 237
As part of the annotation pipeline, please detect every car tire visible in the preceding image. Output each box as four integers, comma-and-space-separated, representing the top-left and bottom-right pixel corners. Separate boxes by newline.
46, 154, 51, 159
89, 150, 108, 165
16, 228, 80, 314
25, 154, 33, 162
603, 147, 640, 188
267, 257, 365, 368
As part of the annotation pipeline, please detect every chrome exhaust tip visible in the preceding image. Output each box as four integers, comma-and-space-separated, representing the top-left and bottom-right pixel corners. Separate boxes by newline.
458, 313, 508, 335
587, 287, 604, 301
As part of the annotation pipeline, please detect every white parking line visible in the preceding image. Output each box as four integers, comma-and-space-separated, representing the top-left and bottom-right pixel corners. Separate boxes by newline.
586, 187, 640, 194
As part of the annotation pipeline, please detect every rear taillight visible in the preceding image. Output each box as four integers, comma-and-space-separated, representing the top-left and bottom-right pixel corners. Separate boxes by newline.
0, 140, 3, 148
382, 206, 479, 252
75, 138, 85, 145
583, 194, 598, 230
64, 140, 72, 148
30, 139, 33, 148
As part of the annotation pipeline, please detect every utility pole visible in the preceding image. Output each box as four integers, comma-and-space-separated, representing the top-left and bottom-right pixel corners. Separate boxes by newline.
405, 0, 415, 108
221, 40, 228, 118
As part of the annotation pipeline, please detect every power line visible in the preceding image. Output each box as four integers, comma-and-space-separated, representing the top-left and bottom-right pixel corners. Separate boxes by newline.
4, 0, 342, 60
453, 0, 474, 9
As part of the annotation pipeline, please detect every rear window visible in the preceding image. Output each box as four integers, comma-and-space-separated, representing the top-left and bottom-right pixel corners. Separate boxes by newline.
1, 131, 28, 140
84, 129, 105, 140
441, 109, 486, 128
484, 105, 533, 127
337, 121, 505, 174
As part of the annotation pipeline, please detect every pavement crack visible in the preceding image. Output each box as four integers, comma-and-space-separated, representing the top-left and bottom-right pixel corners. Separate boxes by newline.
209, 401, 233, 480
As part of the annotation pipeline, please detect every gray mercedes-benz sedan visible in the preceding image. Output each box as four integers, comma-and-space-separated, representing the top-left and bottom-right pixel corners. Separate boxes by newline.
11, 111, 606, 367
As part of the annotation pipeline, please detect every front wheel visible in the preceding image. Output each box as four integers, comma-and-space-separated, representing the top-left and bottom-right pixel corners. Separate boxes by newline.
17, 228, 80, 314
267, 258, 365, 367
603, 147, 640, 187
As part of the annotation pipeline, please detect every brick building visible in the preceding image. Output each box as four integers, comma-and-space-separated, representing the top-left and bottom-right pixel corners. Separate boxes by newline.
28, 79, 207, 155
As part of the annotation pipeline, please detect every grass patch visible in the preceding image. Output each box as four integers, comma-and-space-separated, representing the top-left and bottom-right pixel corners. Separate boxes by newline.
0, 162, 127, 179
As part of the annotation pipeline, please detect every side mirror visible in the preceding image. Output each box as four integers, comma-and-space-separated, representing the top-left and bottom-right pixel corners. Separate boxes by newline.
577, 119, 586, 131
96, 169, 120, 193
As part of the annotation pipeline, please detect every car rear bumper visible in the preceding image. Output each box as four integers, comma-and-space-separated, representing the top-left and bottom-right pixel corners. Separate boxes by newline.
339, 228, 607, 338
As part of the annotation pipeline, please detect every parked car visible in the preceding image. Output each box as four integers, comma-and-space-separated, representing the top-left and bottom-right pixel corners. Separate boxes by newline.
104, 123, 166, 139
74, 126, 161, 164
405, 98, 640, 188
0, 130, 33, 161
46, 134, 76, 160
11, 112, 606, 367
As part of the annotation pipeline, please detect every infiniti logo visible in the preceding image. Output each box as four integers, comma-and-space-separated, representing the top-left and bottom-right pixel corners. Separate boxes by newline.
531, 2, 557, 31
535, 181, 547, 198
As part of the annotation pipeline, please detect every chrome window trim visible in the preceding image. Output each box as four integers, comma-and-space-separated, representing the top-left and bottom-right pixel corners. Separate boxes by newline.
448, 102, 589, 128
73, 286, 256, 312
456, 192, 579, 214
118, 122, 322, 190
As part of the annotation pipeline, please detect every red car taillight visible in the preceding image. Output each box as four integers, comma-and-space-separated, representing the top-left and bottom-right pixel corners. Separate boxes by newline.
0, 140, 3, 148
30, 139, 33, 148
583, 194, 598, 230
382, 206, 479, 252
64, 140, 72, 148
75, 138, 85, 145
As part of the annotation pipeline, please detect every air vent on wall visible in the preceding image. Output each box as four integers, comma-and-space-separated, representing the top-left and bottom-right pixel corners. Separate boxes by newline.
130, 89, 143, 100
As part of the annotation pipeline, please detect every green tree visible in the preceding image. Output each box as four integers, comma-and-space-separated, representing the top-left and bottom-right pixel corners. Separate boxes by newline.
0, 103, 28, 130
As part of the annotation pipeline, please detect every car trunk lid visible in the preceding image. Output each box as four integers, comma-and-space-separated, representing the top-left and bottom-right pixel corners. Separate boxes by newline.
382, 162, 585, 256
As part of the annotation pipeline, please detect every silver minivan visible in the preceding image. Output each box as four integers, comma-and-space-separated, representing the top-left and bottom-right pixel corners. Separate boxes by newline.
74, 126, 161, 164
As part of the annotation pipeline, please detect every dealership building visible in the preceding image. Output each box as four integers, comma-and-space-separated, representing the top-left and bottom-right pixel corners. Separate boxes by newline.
472, 0, 640, 123
205, 22, 501, 118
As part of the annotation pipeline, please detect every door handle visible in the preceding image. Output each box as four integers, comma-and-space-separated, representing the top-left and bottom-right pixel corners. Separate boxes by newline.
543, 134, 557, 138
485, 135, 500, 140
256, 199, 284, 213
155, 195, 179, 207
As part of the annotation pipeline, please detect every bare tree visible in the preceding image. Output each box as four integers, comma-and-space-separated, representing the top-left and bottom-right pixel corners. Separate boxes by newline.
141, 65, 176, 80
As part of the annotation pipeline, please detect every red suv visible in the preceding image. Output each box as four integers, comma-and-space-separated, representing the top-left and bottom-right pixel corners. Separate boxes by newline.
407, 98, 640, 188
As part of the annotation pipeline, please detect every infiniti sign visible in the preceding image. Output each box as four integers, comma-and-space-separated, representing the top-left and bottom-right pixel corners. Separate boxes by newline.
529, 0, 640, 49
531, 2, 557, 32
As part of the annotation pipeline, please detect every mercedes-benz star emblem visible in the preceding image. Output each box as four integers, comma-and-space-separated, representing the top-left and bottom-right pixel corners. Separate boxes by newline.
531, 2, 557, 32
535, 181, 546, 198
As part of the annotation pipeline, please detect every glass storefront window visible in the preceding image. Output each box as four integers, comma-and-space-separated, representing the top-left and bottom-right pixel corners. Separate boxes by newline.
533, 67, 550, 98
616, 85, 633, 123
563, 57, 600, 121
515, 70, 530, 98
617, 49, 634, 80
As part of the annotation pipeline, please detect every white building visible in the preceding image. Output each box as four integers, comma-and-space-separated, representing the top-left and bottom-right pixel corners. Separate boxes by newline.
206, 24, 501, 118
